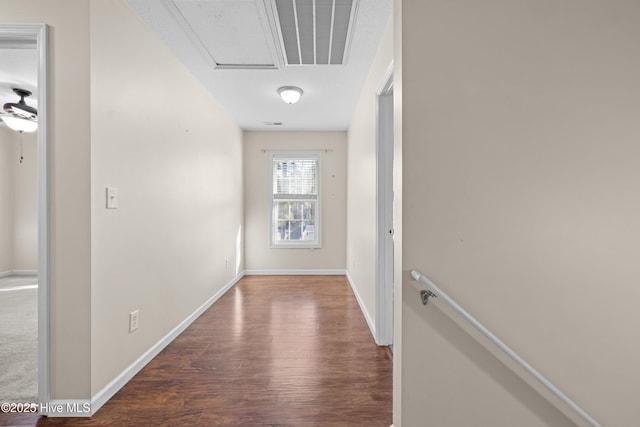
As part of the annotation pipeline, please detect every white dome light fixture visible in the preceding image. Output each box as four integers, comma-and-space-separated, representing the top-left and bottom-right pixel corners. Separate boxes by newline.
1, 115, 38, 133
278, 86, 303, 104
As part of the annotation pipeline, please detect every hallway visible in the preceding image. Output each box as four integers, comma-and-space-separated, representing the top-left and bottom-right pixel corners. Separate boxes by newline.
2, 275, 392, 426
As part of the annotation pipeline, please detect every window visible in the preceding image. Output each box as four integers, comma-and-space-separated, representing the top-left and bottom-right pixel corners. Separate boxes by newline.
270, 151, 321, 248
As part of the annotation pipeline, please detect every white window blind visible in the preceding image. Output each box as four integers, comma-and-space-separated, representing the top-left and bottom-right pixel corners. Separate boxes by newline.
270, 151, 321, 248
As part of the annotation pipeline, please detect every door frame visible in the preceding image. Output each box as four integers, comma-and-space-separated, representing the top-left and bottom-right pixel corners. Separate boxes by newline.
375, 63, 394, 346
0, 23, 50, 406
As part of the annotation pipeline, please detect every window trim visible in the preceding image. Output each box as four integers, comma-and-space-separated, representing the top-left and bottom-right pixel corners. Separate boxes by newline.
269, 150, 322, 249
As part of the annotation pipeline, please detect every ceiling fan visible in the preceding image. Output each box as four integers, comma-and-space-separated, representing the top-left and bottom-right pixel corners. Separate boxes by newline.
0, 88, 38, 133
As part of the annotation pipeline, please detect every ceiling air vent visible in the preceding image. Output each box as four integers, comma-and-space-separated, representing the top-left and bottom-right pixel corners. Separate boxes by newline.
272, 0, 358, 65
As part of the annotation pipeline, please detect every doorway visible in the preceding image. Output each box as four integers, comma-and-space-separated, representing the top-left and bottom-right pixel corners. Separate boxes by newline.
375, 64, 394, 346
0, 23, 49, 406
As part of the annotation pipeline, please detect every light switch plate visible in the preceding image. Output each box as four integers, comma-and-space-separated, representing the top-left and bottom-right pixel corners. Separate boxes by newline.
106, 187, 118, 209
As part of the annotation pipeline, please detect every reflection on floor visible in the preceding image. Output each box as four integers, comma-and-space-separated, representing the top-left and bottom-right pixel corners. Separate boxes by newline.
0, 274, 38, 404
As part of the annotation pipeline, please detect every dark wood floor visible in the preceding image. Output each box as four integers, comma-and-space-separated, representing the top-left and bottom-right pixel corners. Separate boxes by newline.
1, 275, 392, 426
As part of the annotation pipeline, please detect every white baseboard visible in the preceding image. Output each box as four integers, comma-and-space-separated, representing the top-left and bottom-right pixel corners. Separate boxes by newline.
13, 269, 38, 276
345, 270, 376, 340
0, 269, 37, 278
89, 272, 245, 416
243, 269, 346, 276
41, 400, 92, 417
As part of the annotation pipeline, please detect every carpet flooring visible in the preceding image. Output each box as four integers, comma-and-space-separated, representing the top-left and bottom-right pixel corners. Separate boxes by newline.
0, 276, 38, 403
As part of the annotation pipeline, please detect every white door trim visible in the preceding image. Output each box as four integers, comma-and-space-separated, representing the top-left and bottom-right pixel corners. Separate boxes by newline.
0, 23, 50, 408
375, 62, 394, 346
36, 23, 50, 409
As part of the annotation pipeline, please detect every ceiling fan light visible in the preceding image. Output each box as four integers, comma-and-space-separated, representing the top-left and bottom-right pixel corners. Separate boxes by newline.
3, 88, 38, 119
10, 105, 37, 119
1, 115, 38, 133
278, 86, 303, 104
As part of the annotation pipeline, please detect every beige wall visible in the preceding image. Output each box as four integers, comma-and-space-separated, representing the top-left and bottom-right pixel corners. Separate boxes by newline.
0, 128, 15, 273
0, 129, 38, 273
397, 0, 640, 425
244, 131, 346, 271
1, 0, 92, 399
13, 132, 38, 270
89, 0, 243, 395
346, 19, 393, 334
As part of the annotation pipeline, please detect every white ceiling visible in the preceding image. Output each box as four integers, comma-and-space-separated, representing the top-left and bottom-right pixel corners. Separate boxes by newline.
0, 48, 38, 114
125, 0, 392, 131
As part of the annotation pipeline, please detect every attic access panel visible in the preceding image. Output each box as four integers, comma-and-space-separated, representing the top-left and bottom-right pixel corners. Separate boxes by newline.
168, 0, 281, 69
272, 0, 358, 65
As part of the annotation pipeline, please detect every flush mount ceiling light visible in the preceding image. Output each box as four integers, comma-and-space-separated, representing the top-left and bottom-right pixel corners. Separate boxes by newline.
278, 86, 303, 104
1, 88, 38, 133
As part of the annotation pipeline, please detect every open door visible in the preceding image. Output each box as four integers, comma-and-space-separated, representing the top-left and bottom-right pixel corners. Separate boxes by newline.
375, 64, 393, 346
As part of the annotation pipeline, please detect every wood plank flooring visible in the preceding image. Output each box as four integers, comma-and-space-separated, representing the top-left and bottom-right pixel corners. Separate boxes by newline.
1, 275, 392, 426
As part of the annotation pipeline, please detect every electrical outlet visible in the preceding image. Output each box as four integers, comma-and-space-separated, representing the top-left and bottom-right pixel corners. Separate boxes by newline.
129, 310, 139, 333
225, 257, 229, 270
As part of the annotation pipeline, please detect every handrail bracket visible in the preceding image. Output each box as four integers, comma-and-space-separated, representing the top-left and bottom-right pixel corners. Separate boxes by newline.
420, 289, 436, 305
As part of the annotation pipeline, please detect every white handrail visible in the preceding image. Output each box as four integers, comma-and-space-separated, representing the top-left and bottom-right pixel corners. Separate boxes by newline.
410, 269, 602, 427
